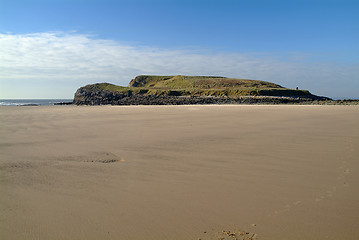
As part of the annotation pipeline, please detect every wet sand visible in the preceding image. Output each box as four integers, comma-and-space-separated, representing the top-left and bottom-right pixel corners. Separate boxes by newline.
1, 105, 358, 240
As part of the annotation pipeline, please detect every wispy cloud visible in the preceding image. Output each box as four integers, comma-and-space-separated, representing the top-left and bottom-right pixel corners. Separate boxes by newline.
0, 32, 358, 98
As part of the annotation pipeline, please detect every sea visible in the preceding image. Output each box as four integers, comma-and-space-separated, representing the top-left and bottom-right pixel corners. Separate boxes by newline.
0, 99, 73, 106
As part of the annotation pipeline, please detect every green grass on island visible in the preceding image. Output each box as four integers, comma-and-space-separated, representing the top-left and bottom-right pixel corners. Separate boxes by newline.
80, 75, 314, 98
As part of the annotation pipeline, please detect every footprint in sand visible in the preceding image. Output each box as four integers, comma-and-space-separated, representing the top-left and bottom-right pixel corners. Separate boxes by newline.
326, 190, 333, 197
268, 200, 302, 218
349, 142, 354, 152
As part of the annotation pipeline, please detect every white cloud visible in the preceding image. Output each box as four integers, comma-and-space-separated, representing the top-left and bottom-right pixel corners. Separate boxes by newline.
0, 32, 358, 99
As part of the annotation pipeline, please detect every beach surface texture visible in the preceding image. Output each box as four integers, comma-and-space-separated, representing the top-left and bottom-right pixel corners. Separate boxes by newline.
1, 105, 358, 240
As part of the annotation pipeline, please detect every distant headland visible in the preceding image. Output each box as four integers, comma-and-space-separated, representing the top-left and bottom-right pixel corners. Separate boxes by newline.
68, 75, 357, 105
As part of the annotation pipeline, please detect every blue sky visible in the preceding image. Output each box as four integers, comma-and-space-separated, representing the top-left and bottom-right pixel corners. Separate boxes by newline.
1, 0, 358, 99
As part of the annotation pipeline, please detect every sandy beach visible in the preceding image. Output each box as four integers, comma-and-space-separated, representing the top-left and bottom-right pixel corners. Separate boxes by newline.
0, 105, 358, 240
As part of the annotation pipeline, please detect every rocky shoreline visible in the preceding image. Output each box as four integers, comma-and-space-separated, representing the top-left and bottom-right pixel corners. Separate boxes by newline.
71, 90, 358, 105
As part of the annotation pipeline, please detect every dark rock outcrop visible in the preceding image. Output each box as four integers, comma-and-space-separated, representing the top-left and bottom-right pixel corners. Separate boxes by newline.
73, 88, 328, 105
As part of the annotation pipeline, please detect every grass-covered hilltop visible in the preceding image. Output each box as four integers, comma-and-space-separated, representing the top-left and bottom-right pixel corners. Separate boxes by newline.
73, 75, 331, 105
128, 75, 310, 96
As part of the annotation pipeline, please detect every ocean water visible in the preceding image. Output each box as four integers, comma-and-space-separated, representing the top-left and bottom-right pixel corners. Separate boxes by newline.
0, 99, 73, 106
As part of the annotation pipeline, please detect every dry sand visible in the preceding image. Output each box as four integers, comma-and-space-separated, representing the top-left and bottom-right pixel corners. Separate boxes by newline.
0, 105, 358, 240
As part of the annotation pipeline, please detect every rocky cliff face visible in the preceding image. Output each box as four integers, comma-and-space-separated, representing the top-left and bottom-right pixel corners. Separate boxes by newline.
73, 86, 127, 105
